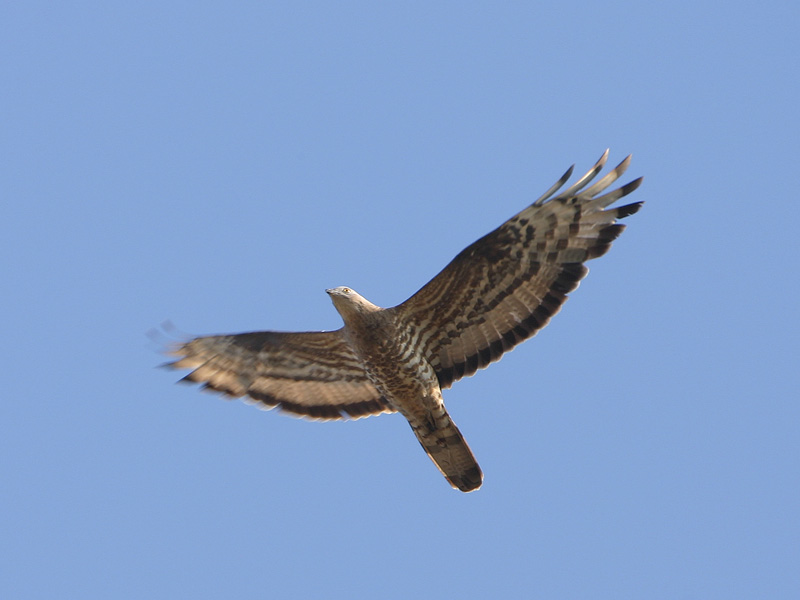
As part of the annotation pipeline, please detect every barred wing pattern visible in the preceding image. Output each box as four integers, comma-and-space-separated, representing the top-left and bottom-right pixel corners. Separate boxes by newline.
391, 150, 643, 389
168, 330, 393, 420
163, 151, 643, 492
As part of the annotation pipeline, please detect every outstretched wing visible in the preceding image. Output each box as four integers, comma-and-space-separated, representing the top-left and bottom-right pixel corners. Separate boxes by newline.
390, 150, 643, 389
165, 329, 393, 420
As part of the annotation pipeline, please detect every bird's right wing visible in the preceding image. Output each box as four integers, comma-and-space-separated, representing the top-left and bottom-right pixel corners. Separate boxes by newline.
165, 329, 393, 420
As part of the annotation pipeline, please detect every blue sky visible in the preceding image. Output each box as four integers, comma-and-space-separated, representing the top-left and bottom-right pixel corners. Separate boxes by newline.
3, 1, 798, 598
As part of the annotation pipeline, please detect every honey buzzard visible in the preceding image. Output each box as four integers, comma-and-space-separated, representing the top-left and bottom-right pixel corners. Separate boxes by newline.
165, 150, 643, 492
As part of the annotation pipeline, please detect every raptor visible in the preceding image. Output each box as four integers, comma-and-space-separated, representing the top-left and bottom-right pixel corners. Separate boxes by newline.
165, 150, 643, 492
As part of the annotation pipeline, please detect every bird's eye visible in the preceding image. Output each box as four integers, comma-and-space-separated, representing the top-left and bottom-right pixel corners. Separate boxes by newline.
342, 287, 350, 294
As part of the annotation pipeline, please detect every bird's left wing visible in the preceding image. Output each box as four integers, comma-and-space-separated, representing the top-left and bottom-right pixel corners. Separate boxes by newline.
390, 151, 643, 389
165, 329, 393, 420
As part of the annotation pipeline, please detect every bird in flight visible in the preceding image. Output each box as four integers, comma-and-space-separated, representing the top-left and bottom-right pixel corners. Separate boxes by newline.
164, 150, 643, 492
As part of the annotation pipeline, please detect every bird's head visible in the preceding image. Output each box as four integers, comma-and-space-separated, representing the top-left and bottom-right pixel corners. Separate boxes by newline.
326, 287, 381, 320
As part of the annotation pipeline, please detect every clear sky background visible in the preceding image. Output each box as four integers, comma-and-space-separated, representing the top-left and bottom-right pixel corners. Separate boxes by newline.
3, 1, 798, 598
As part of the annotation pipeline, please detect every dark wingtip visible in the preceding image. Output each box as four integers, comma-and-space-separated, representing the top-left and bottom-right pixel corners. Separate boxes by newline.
619, 176, 644, 197
615, 200, 644, 219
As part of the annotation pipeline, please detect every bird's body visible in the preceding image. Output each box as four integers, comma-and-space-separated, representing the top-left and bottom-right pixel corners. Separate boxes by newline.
165, 151, 643, 492
328, 287, 482, 491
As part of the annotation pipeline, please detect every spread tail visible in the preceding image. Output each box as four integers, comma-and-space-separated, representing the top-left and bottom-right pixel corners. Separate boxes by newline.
410, 412, 483, 492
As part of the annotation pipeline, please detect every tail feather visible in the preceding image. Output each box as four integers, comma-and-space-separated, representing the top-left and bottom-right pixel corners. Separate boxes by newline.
411, 415, 483, 492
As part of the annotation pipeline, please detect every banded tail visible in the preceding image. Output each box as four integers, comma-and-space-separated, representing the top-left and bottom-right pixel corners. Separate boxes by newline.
410, 411, 483, 492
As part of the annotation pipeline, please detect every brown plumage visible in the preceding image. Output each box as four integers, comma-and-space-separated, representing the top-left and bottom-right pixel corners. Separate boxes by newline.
164, 150, 643, 492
